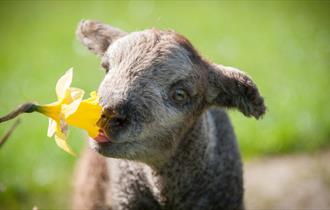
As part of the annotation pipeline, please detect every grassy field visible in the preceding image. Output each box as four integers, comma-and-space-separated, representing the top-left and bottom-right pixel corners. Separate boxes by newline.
0, 1, 329, 209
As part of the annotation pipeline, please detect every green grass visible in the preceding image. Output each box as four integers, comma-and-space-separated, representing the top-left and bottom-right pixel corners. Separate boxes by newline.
0, 1, 329, 209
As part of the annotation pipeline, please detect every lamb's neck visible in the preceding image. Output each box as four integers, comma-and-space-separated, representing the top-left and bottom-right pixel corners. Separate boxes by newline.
155, 113, 212, 204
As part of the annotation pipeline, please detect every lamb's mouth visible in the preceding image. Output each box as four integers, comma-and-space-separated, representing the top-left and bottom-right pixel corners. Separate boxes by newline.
89, 131, 139, 158
92, 129, 112, 143
90, 129, 114, 154
92, 129, 138, 145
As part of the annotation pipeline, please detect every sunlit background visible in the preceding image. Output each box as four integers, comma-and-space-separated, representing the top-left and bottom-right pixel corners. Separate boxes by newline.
0, 1, 329, 209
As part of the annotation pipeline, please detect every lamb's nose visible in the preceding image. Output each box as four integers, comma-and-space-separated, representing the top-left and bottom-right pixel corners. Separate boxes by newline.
102, 106, 117, 118
101, 106, 128, 130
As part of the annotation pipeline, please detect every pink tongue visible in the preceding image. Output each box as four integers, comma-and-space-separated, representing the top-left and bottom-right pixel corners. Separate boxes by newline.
93, 130, 110, 143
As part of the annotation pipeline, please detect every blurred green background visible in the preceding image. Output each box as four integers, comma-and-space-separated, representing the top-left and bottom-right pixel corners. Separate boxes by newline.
0, 1, 329, 209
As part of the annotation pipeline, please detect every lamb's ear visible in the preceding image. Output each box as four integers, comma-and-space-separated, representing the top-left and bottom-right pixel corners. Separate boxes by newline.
76, 20, 128, 56
206, 63, 266, 119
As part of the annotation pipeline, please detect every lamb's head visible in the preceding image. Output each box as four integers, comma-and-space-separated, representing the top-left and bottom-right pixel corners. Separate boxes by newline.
76, 20, 266, 165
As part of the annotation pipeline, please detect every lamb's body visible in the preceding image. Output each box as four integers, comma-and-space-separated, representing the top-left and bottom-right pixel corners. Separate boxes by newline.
74, 108, 244, 210
73, 20, 265, 210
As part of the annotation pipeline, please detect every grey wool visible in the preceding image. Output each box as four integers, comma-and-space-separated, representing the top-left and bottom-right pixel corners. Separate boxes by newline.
73, 20, 266, 210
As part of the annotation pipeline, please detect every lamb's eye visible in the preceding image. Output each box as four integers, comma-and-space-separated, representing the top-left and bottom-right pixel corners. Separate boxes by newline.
171, 89, 189, 103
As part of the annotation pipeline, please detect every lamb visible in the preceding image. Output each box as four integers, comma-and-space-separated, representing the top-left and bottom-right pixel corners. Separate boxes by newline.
73, 20, 266, 210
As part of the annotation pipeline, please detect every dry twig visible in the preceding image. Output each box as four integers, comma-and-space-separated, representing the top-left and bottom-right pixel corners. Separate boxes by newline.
0, 119, 21, 148
0, 103, 35, 123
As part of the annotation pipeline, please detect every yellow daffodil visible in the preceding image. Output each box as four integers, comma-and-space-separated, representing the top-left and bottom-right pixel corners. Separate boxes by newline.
0, 68, 103, 155
35, 69, 102, 155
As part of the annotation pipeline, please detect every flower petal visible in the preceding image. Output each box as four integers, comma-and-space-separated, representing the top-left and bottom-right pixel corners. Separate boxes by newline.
62, 88, 85, 118
47, 118, 57, 137
53, 121, 75, 155
70, 88, 85, 100
54, 135, 76, 156
56, 68, 73, 99
62, 100, 81, 118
